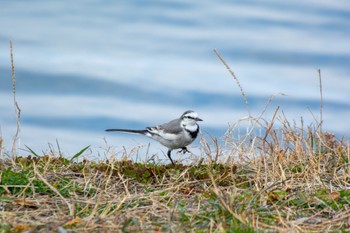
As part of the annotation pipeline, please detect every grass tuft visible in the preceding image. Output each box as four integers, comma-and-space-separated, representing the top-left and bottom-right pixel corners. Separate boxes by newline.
0, 127, 349, 232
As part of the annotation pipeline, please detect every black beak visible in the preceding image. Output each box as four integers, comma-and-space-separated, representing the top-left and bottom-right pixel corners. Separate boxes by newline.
196, 117, 203, 121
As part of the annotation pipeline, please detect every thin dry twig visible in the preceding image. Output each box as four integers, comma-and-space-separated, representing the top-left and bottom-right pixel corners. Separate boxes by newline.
317, 68, 323, 133
10, 40, 21, 159
33, 162, 74, 216
213, 49, 251, 117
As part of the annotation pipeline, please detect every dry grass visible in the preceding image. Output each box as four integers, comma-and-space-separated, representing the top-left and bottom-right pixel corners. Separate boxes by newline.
1, 118, 349, 232
1, 45, 349, 233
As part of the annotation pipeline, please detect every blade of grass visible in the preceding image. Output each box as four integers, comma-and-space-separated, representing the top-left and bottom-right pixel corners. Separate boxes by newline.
25, 145, 40, 157
70, 145, 90, 162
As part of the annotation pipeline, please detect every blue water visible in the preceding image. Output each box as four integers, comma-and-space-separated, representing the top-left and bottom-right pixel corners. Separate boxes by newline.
0, 1, 349, 160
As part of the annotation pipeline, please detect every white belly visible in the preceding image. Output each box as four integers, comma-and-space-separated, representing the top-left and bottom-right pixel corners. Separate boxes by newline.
148, 130, 195, 149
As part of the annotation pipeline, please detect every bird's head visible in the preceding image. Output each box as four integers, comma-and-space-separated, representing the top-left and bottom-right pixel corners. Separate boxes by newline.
181, 110, 203, 126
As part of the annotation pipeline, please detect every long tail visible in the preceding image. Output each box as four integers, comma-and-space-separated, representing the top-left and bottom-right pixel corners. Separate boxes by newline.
105, 129, 148, 134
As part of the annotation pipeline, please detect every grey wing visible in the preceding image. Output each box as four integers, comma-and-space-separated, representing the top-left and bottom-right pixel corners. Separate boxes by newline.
156, 119, 183, 134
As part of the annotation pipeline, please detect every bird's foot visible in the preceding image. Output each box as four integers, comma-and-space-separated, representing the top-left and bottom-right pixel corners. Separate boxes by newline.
179, 147, 190, 154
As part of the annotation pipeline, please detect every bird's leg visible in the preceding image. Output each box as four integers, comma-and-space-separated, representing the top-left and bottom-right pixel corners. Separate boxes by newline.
167, 149, 175, 166
179, 147, 189, 154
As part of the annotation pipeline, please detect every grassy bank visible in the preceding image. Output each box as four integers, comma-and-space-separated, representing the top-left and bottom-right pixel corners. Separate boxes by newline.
1, 118, 350, 232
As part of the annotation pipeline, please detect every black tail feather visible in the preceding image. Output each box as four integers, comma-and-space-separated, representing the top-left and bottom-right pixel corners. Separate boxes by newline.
105, 129, 147, 134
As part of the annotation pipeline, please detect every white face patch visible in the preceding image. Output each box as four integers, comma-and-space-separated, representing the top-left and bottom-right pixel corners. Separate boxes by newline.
182, 111, 201, 126
182, 117, 197, 126
184, 111, 198, 119
184, 123, 198, 132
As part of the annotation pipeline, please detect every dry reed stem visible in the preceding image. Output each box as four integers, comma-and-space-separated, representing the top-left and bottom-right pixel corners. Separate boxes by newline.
317, 69, 323, 134
214, 49, 251, 117
10, 40, 21, 160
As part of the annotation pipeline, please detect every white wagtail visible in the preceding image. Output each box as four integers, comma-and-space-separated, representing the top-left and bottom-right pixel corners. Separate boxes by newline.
105, 110, 203, 165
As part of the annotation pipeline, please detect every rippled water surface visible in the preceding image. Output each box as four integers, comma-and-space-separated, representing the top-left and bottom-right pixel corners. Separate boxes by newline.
1, 1, 349, 159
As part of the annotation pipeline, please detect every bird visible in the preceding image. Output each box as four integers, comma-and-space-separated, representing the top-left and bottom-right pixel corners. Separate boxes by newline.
105, 110, 203, 165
